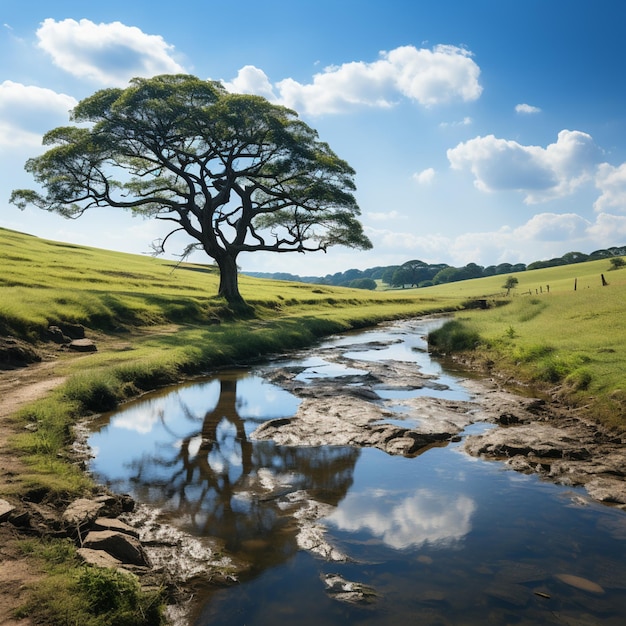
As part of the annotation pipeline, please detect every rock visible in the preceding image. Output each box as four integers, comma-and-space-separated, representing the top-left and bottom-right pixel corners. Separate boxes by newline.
46, 325, 71, 344
92, 517, 140, 538
496, 412, 520, 425
83, 530, 151, 567
584, 477, 626, 505
465, 424, 573, 460
77, 547, 124, 569
554, 573, 605, 594
350, 387, 381, 400
0, 498, 16, 522
69, 338, 97, 352
0, 337, 41, 367
62, 498, 106, 529
321, 574, 378, 605
58, 322, 85, 339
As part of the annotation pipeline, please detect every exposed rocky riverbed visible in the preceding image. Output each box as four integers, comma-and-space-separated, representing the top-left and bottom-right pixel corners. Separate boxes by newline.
252, 338, 626, 510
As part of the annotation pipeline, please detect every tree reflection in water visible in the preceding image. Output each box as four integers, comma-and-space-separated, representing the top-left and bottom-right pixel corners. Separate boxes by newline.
100, 371, 359, 566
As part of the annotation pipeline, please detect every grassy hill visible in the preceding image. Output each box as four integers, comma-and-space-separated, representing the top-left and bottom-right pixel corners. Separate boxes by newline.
1, 226, 463, 341
426, 259, 626, 428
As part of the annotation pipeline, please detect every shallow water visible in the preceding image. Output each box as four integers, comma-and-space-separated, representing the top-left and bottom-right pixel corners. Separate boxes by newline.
87, 319, 626, 625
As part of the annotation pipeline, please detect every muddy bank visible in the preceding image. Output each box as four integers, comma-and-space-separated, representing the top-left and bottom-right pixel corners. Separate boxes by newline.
252, 340, 626, 510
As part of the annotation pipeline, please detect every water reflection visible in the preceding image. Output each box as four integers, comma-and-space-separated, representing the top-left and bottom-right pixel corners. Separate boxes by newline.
89, 372, 360, 563
327, 488, 476, 550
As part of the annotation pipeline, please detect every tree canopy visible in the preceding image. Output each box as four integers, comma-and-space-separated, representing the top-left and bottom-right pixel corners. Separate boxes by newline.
11, 74, 372, 305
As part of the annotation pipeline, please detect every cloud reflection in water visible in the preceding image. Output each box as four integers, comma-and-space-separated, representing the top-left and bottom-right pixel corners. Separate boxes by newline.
326, 488, 476, 550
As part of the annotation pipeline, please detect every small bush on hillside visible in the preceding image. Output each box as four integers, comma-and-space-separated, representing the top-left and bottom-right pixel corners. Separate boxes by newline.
428, 320, 481, 354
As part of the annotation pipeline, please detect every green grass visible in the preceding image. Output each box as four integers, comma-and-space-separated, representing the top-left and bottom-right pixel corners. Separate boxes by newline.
15, 538, 164, 625
427, 261, 626, 429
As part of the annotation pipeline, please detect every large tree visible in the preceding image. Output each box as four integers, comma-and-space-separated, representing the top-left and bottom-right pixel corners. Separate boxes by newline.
11, 74, 372, 305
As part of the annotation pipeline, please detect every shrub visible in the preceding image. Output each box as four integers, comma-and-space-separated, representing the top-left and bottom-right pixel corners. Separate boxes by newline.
428, 320, 481, 354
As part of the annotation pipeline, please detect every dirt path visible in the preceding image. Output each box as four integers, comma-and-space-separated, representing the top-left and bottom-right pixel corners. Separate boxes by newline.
0, 359, 69, 625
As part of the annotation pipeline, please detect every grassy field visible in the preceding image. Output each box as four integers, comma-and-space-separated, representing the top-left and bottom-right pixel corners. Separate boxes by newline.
1, 226, 625, 625
427, 259, 626, 428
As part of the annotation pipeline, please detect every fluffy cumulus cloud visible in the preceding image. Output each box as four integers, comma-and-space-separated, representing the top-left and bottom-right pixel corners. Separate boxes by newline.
512, 212, 590, 241
587, 212, 626, 240
447, 130, 601, 203
366, 207, 626, 267
594, 162, 626, 213
0, 80, 77, 148
36, 18, 185, 86
223, 44, 482, 115
515, 103, 541, 114
412, 167, 436, 185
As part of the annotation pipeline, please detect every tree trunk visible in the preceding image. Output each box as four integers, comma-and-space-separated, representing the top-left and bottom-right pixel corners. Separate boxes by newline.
216, 254, 244, 305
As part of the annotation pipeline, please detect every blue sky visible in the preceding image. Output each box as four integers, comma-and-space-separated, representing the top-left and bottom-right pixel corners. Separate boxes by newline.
2, 0, 626, 276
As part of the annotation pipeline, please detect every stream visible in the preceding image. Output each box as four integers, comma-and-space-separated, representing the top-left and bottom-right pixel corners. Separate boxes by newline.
87, 318, 626, 625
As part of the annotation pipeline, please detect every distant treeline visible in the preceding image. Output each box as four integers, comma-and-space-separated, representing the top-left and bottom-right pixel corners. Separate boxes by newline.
244, 246, 626, 290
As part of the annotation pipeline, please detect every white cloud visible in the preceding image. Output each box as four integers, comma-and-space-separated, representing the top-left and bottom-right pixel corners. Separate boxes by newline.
511, 212, 590, 241
412, 167, 436, 185
224, 44, 482, 116
439, 116, 472, 128
587, 212, 626, 240
366, 210, 401, 221
447, 129, 600, 203
221, 65, 278, 102
36, 18, 186, 86
0, 81, 77, 148
515, 103, 541, 114
327, 489, 476, 550
594, 162, 626, 213
365, 209, 625, 267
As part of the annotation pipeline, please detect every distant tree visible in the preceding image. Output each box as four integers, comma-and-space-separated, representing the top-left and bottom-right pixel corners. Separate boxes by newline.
609, 256, 626, 270
562, 251, 589, 264
10, 74, 371, 306
495, 263, 513, 275
502, 275, 519, 296
461, 263, 485, 280
348, 277, 377, 290
391, 267, 412, 288
433, 266, 462, 284
342, 269, 364, 283
401, 259, 433, 286
589, 249, 612, 259
381, 266, 399, 286
527, 257, 567, 271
